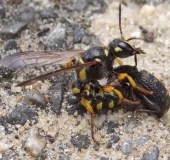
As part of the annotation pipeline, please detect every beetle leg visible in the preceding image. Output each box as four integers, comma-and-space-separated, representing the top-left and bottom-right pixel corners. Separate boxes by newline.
117, 73, 153, 95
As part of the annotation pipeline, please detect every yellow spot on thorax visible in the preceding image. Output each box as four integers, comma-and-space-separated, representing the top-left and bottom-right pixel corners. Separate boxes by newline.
79, 68, 87, 80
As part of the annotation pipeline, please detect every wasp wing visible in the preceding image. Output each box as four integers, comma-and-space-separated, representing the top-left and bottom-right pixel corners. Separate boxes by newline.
0, 50, 84, 72
17, 61, 97, 87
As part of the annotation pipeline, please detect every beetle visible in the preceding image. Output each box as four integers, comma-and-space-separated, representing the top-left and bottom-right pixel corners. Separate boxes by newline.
110, 65, 170, 118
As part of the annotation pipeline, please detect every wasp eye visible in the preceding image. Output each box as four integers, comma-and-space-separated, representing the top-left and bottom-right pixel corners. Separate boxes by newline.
118, 42, 133, 53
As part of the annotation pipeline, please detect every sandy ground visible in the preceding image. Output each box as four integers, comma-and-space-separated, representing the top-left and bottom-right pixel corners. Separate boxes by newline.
0, 0, 170, 159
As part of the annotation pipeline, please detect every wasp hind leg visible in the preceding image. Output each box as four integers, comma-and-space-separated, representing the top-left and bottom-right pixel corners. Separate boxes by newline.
102, 86, 140, 105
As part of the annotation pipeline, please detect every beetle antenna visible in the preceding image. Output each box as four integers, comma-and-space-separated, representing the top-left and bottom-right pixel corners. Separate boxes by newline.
119, 4, 125, 40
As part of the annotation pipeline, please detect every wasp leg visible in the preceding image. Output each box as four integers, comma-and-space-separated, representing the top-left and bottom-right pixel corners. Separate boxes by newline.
72, 81, 100, 144
102, 86, 140, 105
80, 97, 100, 146
115, 57, 123, 66
117, 73, 153, 95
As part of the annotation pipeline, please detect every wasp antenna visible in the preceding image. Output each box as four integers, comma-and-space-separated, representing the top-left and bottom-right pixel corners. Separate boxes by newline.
127, 37, 144, 41
119, 4, 125, 40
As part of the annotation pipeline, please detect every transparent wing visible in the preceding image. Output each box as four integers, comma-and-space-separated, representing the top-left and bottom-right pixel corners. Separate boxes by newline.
0, 50, 84, 72
17, 61, 97, 87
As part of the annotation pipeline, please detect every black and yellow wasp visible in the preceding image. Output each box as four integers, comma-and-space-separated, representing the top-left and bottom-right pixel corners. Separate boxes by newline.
0, 4, 169, 145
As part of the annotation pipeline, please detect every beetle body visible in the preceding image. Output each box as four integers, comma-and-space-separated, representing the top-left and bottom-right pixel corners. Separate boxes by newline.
112, 65, 170, 117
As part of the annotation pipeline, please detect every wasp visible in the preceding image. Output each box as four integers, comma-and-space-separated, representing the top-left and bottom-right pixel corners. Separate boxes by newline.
0, 4, 154, 145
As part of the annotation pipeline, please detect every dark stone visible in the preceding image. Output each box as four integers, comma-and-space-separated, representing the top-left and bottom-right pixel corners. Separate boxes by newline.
59, 155, 70, 160
107, 134, 120, 148
125, 118, 137, 134
66, 94, 80, 105
82, 35, 91, 45
139, 26, 154, 42
7, 105, 38, 125
66, 104, 87, 116
143, 31, 154, 42
141, 146, 159, 160
73, 27, 86, 43
0, 67, 13, 79
107, 121, 119, 134
39, 8, 58, 19
91, 9, 106, 14
48, 137, 55, 143
49, 80, 64, 114
49, 83, 64, 114
100, 157, 109, 160
0, 5, 5, 18
0, 22, 27, 39
39, 150, 47, 160
15, 6, 36, 22
3, 39, 19, 51
0, 116, 13, 134
71, 134, 90, 150
6, 0, 22, 5
59, 17, 74, 28
74, 0, 88, 11
22, 90, 47, 108
49, 72, 75, 114
133, 135, 151, 147
89, 37, 103, 48
1, 154, 10, 160
37, 27, 50, 37
40, 27, 66, 48
110, 135, 120, 143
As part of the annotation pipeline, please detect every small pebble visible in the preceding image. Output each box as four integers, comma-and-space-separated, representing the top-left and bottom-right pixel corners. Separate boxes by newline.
32, 82, 41, 89
140, 5, 155, 17
133, 135, 151, 147
93, 115, 106, 129
22, 90, 47, 107
25, 127, 47, 157
121, 140, 133, 155
11, 83, 22, 93
0, 5, 5, 19
0, 141, 13, 153
18, 126, 25, 134
141, 145, 159, 160
107, 121, 119, 134
41, 27, 66, 47
71, 134, 90, 149
93, 133, 101, 142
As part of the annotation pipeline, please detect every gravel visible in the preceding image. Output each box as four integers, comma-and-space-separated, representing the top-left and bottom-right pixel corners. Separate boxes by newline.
0, 0, 170, 159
